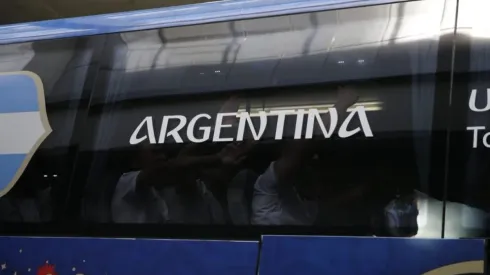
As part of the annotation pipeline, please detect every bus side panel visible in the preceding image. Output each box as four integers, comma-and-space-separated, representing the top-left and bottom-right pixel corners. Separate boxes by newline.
0, 236, 259, 275
259, 235, 485, 275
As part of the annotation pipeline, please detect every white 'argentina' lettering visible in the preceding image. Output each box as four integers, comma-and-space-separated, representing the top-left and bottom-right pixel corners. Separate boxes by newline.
158, 115, 186, 143
294, 109, 305, 139
213, 113, 235, 142
338, 106, 373, 138
129, 107, 373, 145
129, 116, 157, 145
237, 111, 267, 141
271, 110, 295, 140
187, 114, 212, 143
305, 108, 338, 139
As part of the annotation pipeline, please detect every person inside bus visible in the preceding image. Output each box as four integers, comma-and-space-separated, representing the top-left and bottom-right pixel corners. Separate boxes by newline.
227, 169, 259, 225
413, 190, 489, 238
191, 141, 256, 224
251, 86, 362, 226
250, 84, 435, 237
111, 95, 251, 224
249, 86, 423, 236
111, 141, 251, 224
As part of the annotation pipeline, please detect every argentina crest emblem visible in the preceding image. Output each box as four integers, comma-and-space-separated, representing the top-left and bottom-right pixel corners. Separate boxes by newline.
0, 71, 51, 197
422, 260, 484, 275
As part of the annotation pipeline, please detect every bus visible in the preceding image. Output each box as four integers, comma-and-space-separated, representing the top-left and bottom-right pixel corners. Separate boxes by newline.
0, 0, 488, 274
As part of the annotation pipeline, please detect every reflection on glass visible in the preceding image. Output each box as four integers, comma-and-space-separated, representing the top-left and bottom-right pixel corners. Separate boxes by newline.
73, 0, 457, 240
0, 37, 97, 224
442, 0, 490, 239
0, 0, 475, 241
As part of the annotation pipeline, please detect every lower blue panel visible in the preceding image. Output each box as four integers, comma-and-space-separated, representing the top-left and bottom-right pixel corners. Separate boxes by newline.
259, 236, 485, 275
0, 237, 259, 275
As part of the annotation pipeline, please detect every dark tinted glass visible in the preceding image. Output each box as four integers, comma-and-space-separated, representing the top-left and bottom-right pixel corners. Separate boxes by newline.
67, 0, 457, 238
445, 0, 490, 238
0, 36, 104, 224
5, 0, 483, 240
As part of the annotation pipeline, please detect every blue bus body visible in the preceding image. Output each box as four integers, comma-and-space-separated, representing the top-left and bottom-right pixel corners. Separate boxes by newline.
0, 0, 488, 274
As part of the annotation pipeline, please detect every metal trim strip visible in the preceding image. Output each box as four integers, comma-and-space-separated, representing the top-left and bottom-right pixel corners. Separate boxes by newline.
0, 0, 409, 44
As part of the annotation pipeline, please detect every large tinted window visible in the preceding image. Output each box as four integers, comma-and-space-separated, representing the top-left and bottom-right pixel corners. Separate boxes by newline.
4, 0, 486, 240
63, 0, 456, 239
444, 0, 490, 238
0, 36, 103, 225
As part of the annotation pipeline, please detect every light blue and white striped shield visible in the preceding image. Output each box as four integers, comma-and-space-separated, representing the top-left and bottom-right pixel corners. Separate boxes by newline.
0, 71, 51, 197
